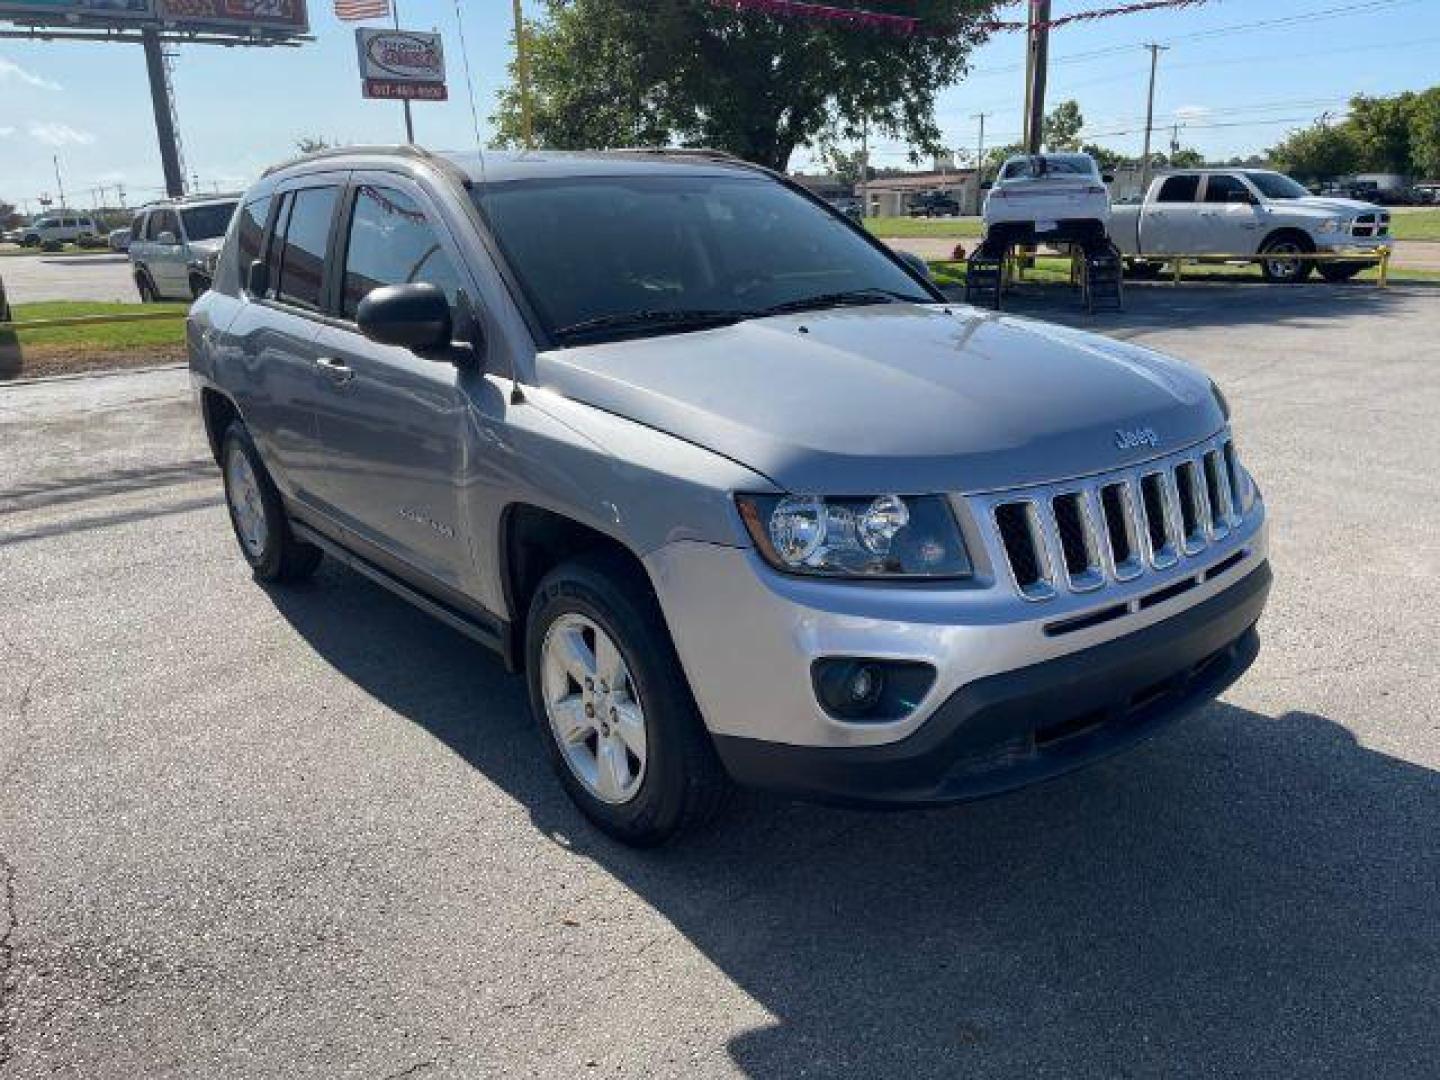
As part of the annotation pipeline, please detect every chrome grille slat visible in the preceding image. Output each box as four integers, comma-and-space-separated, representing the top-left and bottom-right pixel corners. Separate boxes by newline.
977, 432, 1251, 602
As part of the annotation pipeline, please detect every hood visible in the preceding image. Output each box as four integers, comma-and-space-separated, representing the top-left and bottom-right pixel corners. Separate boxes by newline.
536, 304, 1224, 495
1281, 196, 1383, 216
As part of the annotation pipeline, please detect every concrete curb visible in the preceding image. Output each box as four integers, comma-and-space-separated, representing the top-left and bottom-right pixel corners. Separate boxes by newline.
0, 361, 187, 390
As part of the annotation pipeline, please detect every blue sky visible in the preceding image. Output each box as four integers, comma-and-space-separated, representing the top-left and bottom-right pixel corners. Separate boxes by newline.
2, 0, 1436, 211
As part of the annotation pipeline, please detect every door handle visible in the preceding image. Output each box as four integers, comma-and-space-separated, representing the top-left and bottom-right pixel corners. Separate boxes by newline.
315, 356, 354, 384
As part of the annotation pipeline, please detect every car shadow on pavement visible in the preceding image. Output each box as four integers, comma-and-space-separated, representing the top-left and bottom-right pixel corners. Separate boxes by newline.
268, 563, 1440, 1079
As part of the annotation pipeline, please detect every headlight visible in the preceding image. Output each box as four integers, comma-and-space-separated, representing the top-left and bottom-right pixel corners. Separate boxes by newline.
1316, 217, 1347, 234
736, 493, 971, 579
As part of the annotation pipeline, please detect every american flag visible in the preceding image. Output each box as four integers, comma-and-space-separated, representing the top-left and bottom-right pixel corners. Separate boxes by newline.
334, 0, 390, 20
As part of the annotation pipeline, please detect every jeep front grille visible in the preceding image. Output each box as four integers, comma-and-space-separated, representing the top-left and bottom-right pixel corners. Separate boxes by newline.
978, 433, 1249, 601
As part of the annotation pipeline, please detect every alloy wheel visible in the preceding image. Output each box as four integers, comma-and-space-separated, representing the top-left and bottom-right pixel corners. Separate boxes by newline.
541, 613, 648, 805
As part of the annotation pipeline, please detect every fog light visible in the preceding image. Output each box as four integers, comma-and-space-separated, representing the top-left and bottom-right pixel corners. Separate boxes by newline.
812, 658, 936, 722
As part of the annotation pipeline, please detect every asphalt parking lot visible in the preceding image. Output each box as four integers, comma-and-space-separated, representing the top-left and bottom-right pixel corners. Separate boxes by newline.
0, 253, 137, 305
2, 283, 1438, 1078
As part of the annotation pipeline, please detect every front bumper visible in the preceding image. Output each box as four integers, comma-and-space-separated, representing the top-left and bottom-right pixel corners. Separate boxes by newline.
712, 561, 1269, 806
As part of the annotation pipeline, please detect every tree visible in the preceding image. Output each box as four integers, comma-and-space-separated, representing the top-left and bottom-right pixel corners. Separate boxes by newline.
1267, 121, 1360, 183
1349, 93, 1415, 173
1167, 147, 1206, 169
1080, 143, 1125, 172
0, 200, 20, 231
1407, 87, 1440, 179
821, 146, 873, 189
1042, 100, 1084, 152
493, 0, 1002, 171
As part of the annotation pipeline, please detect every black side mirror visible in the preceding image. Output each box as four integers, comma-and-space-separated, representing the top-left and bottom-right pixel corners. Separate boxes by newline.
245, 259, 269, 296
357, 283, 453, 356
897, 250, 932, 281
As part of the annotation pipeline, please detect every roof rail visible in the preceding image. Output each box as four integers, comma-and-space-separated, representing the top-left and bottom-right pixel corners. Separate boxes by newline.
607, 147, 746, 164
260, 143, 440, 178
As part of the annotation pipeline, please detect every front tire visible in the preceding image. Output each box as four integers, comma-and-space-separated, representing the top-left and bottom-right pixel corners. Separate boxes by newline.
1259, 234, 1314, 283
135, 271, 158, 303
220, 421, 322, 583
526, 553, 729, 846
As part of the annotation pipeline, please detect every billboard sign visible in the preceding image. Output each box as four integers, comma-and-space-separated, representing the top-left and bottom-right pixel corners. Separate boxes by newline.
356, 27, 447, 102
158, 0, 307, 33
0, 0, 154, 19
0, 0, 306, 34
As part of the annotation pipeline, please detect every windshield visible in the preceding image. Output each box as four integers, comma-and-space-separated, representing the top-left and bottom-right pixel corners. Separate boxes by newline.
181, 202, 238, 241
472, 174, 932, 343
1243, 172, 1310, 200
1000, 154, 1097, 180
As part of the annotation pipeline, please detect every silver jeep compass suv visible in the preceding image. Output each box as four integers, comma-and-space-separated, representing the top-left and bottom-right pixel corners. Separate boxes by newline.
189, 146, 1270, 845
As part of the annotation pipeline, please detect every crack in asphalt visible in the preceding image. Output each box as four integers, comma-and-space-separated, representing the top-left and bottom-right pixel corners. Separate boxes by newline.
379, 1061, 435, 1079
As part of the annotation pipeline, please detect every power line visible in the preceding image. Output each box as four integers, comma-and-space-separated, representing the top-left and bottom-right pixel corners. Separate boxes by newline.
962, 0, 1424, 78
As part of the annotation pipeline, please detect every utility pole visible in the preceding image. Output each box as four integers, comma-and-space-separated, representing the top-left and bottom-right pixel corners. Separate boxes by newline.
512, 0, 534, 148
52, 155, 67, 211
972, 111, 990, 214
1023, 0, 1052, 154
859, 115, 870, 220
1139, 43, 1168, 197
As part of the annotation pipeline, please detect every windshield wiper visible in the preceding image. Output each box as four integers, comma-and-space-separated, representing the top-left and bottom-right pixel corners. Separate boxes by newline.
553, 308, 745, 343
757, 288, 919, 317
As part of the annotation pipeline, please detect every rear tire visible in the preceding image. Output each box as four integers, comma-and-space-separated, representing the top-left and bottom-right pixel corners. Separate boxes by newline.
220, 421, 322, 583
525, 552, 729, 846
1317, 260, 1366, 283
1259, 234, 1314, 283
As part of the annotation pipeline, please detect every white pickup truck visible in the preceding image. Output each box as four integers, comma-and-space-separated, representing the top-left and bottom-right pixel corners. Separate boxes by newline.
1110, 169, 1390, 282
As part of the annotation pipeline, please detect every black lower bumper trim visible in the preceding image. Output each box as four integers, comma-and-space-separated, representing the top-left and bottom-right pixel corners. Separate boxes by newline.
714, 561, 1272, 807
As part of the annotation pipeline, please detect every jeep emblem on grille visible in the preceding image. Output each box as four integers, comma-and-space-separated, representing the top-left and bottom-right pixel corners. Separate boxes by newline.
1115, 427, 1159, 450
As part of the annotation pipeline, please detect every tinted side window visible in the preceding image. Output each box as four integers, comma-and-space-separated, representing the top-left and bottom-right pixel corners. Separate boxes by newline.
147, 211, 179, 240
341, 185, 463, 319
236, 195, 272, 275
1156, 176, 1200, 203
275, 186, 338, 312
1204, 175, 1250, 204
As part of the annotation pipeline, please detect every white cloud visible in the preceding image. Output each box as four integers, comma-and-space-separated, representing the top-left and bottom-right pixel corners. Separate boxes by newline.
0, 127, 15, 138
29, 122, 96, 147
1174, 105, 1212, 123
0, 57, 61, 91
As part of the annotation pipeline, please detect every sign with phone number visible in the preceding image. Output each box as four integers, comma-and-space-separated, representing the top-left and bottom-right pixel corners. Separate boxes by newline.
363, 78, 447, 101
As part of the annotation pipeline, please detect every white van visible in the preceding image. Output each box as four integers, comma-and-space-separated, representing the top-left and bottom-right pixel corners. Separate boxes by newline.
20, 213, 101, 248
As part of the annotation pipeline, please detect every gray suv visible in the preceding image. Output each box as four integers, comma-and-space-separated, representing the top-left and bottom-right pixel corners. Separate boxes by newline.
189, 146, 1271, 845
